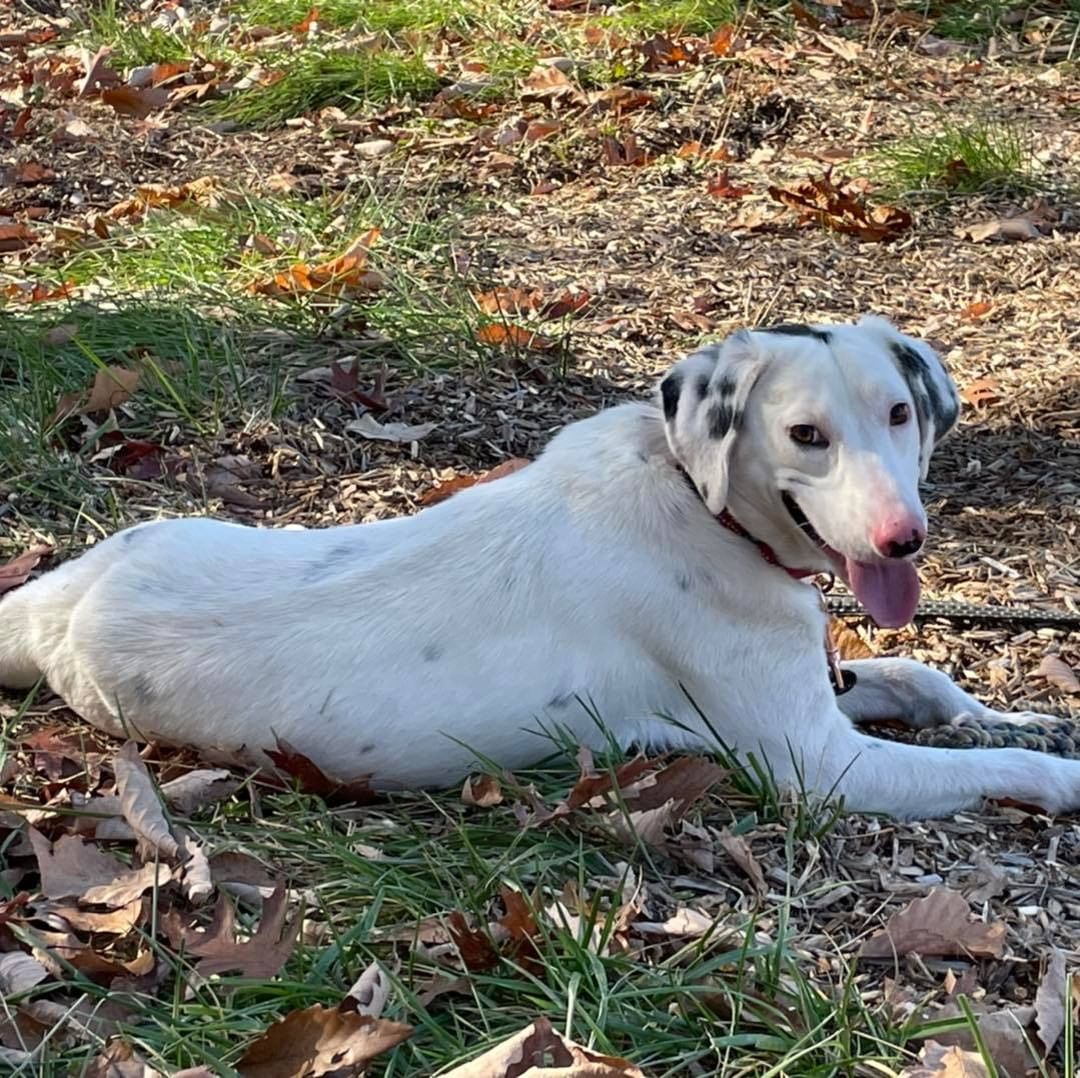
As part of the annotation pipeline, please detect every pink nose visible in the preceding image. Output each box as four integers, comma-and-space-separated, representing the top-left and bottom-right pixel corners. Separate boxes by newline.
872, 517, 926, 559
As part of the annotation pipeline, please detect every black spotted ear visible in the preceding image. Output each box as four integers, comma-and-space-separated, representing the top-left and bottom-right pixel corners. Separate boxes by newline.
859, 316, 960, 479
657, 330, 766, 514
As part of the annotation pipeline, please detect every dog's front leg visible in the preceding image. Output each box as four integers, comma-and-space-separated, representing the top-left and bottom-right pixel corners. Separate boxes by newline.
833, 657, 1064, 730
788, 715, 1080, 818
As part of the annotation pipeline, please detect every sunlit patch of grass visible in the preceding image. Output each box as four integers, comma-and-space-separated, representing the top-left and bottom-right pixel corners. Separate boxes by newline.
81, 0, 223, 68
235, 0, 476, 33
212, 48, 442, 127
870, 119, 1039, 200
602, 0, 740, 36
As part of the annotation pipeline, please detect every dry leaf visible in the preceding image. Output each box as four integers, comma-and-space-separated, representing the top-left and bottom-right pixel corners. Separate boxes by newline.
85, 1039, 163, 1078
81, 863, 168, 907
51, 366, 139, 425
101, 85, 169, 119
0, 545, 52, 595
168, 883, 300, 979
718, 830, 766, 896
28, 829, 130, 900
900, 1041, 990, 1077
769, 174, 912, 242
114, 741, 180, 860
462, 774, 504, 807
160, 770, 239, 816
420, 458, 531, 507
959, 378, 1001, 406
1034, 950, 1068, 1055
344, 414, 438, 443
706, 171, 752, 199
0, 952, 50, 995
957, 215, 1045, 244
474, 324, 556, 351
236, 1005, 412, 1078
442, 1016, 644, 1077
634, 907, 715, 938
829, 618, 874, 660
960, 300, 993, 320
264, 735, 377, 803
860, 888, 1006, 960
342, 961, 390, 1018
1036, 655, 1079, 694
0, 224, 39, 251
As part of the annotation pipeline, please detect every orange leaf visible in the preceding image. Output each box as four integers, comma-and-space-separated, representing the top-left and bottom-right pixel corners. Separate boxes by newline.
709, 25, 736, 55
525, 119, 561, 141
101, 85, 169, 118
959, 378, 1001, 406
13, 161, 56, 184
0, 224, 39, 252
0, 546, 52, 596
475, 324, 555, 351
420, 458, 531, 507
706, 170, 752, 198
960, 299, 993, 320
474, 287, 542, 316
294, 6, 320, 32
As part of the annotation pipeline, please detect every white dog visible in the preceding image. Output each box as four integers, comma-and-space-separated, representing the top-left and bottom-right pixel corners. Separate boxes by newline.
2, 315, 1076, 819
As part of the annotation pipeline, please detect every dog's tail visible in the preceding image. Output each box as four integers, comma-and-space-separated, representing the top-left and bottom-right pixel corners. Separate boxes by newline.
0, 589, 43, 688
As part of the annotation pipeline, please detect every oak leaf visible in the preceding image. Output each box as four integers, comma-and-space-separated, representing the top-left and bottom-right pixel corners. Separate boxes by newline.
236, 1004, 412, 1078
860, 888, 1006, 960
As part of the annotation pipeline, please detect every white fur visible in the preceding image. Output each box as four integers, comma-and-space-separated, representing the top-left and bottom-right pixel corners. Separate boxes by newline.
2, 316, 1076, 819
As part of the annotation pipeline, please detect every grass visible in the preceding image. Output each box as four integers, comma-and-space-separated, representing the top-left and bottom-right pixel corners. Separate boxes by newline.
870, 119, 1040, 200
602, 0, 740, 36
82, 0, 223, 68
0, 719, 969, 1076
235, 0, 478, 33
212, 48, 443, 127
915, 0, 1080, 49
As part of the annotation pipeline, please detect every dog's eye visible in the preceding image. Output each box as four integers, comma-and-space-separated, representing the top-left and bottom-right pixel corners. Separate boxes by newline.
790, 425, 829, 448
890, 403, 910, 426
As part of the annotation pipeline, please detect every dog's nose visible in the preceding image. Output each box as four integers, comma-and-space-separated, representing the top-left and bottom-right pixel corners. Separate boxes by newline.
881, 533, 924, 558
872, 522, 926, 559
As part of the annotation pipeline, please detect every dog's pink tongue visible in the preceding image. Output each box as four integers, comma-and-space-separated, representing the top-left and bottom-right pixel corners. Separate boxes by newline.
844, 558, 920, 628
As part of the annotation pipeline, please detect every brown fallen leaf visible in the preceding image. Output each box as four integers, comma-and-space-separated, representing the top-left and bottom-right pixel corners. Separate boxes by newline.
769, 173, 912, 242
462, 774, 504, 807
958, 378, 1001, 406
81, 862, 169, 907
900, 1041, 990, 1077
194, 454, 268, 510
442, 1016, 644, 1077
0, 952, 50, 996
236, 1004, 412, 1078
167, 883, 300, 979
0, 545, 52, 595
960, 299, 993, 321
419, 458, 531, 507
601, 133, 654, 167
50, 365, 139, 425
520, 64, 585, 106
12, 161, 56, 184
114, 741, 180, 860
474, 323, 556, 351
860, 888, 1006, 960
924, 1005, 1038, 1078
956, 215, 1046, 244
85, 1038, 163, 1078
47, 896, 144, 936
250, 228, 383, 303
474, 287, 543, 317
28, 829, 132, 900
706, 170, 752, 199
829, 618, 874, 660
1036, 654, 1079, 694
717, 830, 766, 897
264, 735, 378, 804
159, 769, 240, 816
1034, 949, 1068, 1056
101, 85, 170, 119
0, 224, 39, 251
106, 176, 230, 221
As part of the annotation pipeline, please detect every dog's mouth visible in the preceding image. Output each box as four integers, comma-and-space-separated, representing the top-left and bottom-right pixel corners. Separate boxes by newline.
781, 492, 920, 628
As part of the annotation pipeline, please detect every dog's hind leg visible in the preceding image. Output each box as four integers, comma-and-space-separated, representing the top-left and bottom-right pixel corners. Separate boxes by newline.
0, 588, 44, 689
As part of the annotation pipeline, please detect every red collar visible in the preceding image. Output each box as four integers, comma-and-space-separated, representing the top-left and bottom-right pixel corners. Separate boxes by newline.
713, 509, 816, 580
677, 467, 815, 580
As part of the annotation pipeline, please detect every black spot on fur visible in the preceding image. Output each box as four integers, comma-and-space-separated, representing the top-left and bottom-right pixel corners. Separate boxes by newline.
422, 643, 443, 663
660, 372, 682, 421
890, 342, 957, 437
676, 573, 691, 592
546, 692, 575, 710
760, 323, 832, 343
700, 482, 709, 502
122, 528, 141, 545
359, 742, 376, 754
695, 373, 710, 400
637, 451, 649, 463
715, 372, 738, 400
707, 400, 738, 440
305, 541, 360, 582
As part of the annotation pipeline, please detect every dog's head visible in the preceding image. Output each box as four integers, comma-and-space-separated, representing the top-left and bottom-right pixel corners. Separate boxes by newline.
658, 315, 960, 627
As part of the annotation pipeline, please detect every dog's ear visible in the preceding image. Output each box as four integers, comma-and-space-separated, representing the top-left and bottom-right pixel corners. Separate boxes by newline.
859, 315, 960, 479
658, 330, 766, 514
